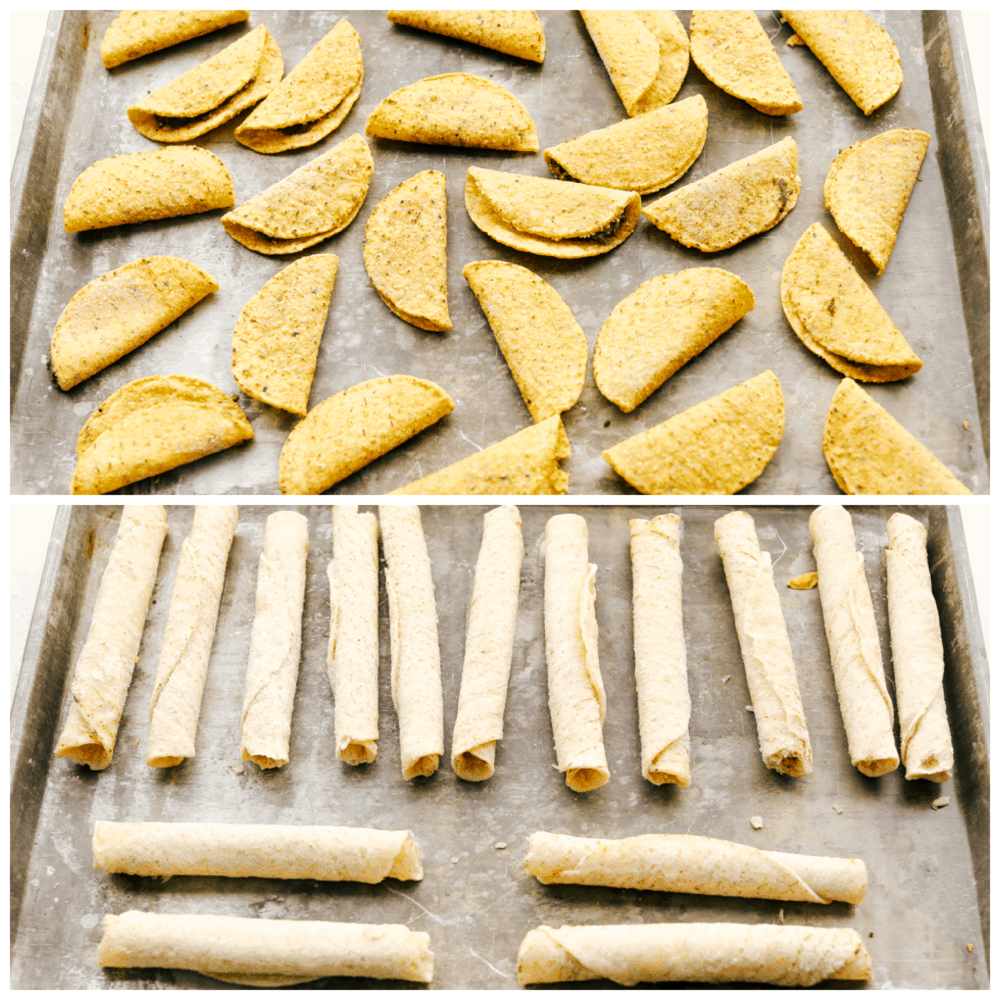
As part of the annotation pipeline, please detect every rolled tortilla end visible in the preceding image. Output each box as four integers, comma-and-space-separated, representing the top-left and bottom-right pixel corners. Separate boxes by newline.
453, 742, 496, 782
403, 754, 440, 781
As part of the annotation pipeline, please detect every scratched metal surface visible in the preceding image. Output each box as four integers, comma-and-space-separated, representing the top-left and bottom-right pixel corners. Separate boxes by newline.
9, 11, 989, 495
10, 504, 989, 988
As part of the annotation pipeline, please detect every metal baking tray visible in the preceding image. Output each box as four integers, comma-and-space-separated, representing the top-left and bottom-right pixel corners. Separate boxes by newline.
10, 504, 989, 988
9, 11, 989, 495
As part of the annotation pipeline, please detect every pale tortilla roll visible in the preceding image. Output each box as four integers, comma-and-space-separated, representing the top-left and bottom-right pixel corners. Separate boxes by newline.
93, 821, 422, 882
378, 506, 444, 779
810, 505, 899, 777
147, 506, 238, 767
524, 831, 867, 904
450, 505, 523, 781
885, 513, 954, 782
629, 515, 690, 786
714, 512, 812, 777
98, 911, 434, 985
543, 514, 608, 792
55, 506, 168, 770
517, 923, 872, 987
240, 512, 309, 769
328, 505, 380, 765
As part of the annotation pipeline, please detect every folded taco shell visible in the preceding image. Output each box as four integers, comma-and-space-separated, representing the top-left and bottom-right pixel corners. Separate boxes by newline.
388, 10, 545, 62
101, 11, 250, 69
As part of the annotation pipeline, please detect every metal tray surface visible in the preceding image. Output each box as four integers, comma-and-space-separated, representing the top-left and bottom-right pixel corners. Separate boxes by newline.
9, 12, 989, 495
10, 504, 989, 988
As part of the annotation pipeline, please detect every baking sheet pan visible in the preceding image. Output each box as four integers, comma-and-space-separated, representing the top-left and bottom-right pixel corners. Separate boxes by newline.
10, 504, 989, 988
9, 11, 989, 495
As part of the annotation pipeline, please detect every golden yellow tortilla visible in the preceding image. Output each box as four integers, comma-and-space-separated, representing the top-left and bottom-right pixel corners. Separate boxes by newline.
390, 415, 570, 495
781, 223, 922, 381
101, 11, 250, 69
594, 269, 755, 413
603, 370, 784, 494
63, 147, 234, 233
71, 376, 253, 495
278, 376, 454, 494
221, 134, 373, 254
463, 261, 587, 423
232, 255, 338, 416
365, 73, 538, 150
544, 95, 706, 195
824, 129, 930, 275
363, 170, 450, 332
50, 256, 218, 391
690, 10, 802, 115
387, 10, 545, 62
236, 20, 363, 153
823, 379, 971, 495
643, 137, 800, 252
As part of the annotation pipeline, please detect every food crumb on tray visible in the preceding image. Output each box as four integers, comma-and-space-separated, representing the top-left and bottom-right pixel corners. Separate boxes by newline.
932, 797, 950, 810
750, 816, 763, 830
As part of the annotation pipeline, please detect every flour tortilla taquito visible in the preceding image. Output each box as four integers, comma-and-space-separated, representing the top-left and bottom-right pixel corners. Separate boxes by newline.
387, 10, 546, 62
525, 831, 867, 904
809, 504, 898, 776
885, 513, 954, 782
543, 514, 608, 792
328, 505, 380, 765
93, 821, 422, 882
55, 506, 168, 770
714, 511, 812, 777
629, 515, 690, 786
98, 911, 434, 986
240, 511, 309, 769
101, 11, 250, 68
450, 505, 523, 781
379, 506, 443, 780
147, 505, 238, 767
517, 922, 872, 987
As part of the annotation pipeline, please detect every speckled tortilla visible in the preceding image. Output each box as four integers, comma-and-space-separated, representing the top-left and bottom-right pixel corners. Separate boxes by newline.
101, 11, 250, 69
387, 10, 545, 62
463, 260, 586, 422
55, 506, 168, 771
379, 506, 444, 780
147, 505, 238, 768
643, 137, 800, 252
236, 20, 363, 153
278, 376, 454, 495
629, 515, 690, 786
450, 505, 523, 781
809, 504, 898, 777
517, 923, 872, 986
240, 511, 309, 769
49, 256, 218, 391
715, 511, 812, 776
231, 254, 338, 416
63, 147, 234, 233
98, 911, 434, 985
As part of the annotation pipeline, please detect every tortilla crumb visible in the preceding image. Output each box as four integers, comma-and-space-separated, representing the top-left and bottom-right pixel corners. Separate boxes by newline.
750, 816, 763, 830
931, 797, 950, 810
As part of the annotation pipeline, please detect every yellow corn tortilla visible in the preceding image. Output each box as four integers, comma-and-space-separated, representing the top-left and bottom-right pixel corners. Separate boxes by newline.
824, 129, 930, 275
603, 370, 784, 495
221, 134, 373, 254
466, 167, 641, 258
581, 11, 689, 116
236, 20, 363, 153
363, 170, 450, 332
365, 73, 538, 151
823, 379, 972, 495
544, 95, 706, 195
71, 375, 253, 495
389, 415, 570, 495
594, 268, 755, 413
63, 147, 233, 233
690, 10, 802, 115
387, 10, 545, 62
232, 254, 338, 416
780, 10, 902, 115
643, 137, 800, 252
463, 261, 586, 423
782, 223, 922, 381
50, 256, 218, 391
101, 11, 250, 69
127, 25, 283, 143
279, 376, 454, 494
